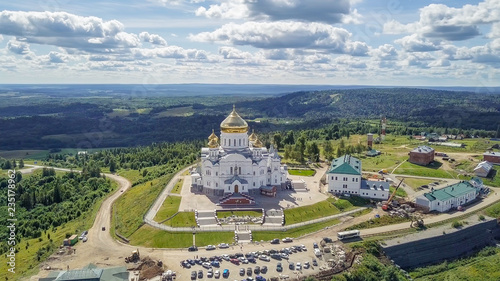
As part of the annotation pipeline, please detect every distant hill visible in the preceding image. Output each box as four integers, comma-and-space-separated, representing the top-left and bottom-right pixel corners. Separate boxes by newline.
0, 87, 499, 150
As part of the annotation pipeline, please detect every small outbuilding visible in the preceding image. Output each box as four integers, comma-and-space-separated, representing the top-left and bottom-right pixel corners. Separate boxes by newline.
409, 146, 435, 165
483, 151, 500, 164
474, 161, 493, 178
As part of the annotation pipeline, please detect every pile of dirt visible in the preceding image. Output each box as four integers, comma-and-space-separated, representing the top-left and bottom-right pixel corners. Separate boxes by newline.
137, 257, 164, 280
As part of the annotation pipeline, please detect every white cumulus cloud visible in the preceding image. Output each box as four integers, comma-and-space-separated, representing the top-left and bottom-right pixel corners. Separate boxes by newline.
195, 0, 354, 23
139, 32, 168, 45
189, 21, 369, 56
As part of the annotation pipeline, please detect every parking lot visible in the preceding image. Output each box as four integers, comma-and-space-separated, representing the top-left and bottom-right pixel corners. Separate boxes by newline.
178, 241, 330, 280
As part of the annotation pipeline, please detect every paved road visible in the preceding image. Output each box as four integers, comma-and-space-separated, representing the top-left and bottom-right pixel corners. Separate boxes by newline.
27, 164, 500, 280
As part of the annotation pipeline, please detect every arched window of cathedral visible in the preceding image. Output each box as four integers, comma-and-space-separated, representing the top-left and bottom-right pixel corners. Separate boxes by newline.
224, 139, 226, 146
239, 139, 242, 146
234, 139, 236, 146
239, 167, 241, 174
230, 167, 233, 174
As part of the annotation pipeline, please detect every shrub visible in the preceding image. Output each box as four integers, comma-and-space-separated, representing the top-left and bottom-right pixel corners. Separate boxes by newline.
451, 220, 463, 228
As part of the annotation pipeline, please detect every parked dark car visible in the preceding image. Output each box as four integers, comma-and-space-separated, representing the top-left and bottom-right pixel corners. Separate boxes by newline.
271, 238, 280, 244
188, 245, 198, 252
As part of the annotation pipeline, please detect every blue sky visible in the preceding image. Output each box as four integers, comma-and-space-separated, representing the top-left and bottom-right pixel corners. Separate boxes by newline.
0, 0, 499, 85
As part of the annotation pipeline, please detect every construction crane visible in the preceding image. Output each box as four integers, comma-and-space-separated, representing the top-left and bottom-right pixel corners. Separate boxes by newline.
382, 178, 404, 211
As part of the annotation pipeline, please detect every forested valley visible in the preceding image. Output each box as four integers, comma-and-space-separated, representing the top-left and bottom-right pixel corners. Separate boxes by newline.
0, 87, 499, 150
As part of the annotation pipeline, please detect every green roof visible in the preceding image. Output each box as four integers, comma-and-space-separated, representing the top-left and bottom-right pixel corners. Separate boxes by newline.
328, 155, 361, 175
423, 181, 477, 202
39, 264, 128, 281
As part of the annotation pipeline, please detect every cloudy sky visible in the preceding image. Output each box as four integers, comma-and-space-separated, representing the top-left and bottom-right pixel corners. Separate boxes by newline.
0, 0, 499, 85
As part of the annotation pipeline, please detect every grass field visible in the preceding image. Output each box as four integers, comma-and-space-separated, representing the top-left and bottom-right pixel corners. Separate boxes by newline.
0, 150, 48, 159
485, 201, 500, 218
171, 179, 183, 194
112, 174, 172, 237
345, 215, 411, 231
154, 196, 181, 222
394, 161, 456, 179
216, 210, 262, 218
164, 212, 196, 227
128, 225, 234, 248
288, 169, 316, 176
284, 197, 343, 225
252, 218, 341, 241
390, 185, 408, 197
0, 180, 117, 281
155, 106, 194, 117
399, 177, 440, 191
117, 169, 142, 183
410, 247, 500, 281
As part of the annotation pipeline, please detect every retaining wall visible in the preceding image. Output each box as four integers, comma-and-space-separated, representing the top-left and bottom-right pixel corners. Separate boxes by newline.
382, 218, 499, 269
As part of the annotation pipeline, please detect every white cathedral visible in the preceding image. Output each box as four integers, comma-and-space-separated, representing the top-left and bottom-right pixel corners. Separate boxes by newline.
191, 106, 288, 200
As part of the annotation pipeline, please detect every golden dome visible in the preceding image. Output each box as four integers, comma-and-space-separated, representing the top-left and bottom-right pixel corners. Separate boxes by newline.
220, 105, 248, 133
208, 129, 218, 141
249, 129, 257, 142
208, 137, 219, 148
253, 138, 263, 148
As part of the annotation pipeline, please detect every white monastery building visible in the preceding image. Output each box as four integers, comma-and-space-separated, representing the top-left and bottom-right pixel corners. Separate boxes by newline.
191, 106, 288, 200
327, 155, 390, 200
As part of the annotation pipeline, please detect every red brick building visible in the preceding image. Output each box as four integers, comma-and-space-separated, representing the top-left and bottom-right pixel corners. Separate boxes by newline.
409, 146, 435, 165
483, 151, 500, 164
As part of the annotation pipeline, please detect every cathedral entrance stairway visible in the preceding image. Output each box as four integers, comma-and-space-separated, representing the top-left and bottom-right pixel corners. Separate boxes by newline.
263, 209, 284, 226
195, 210, 219, 227
218, 192, 256, 206
235, 225, 252, 243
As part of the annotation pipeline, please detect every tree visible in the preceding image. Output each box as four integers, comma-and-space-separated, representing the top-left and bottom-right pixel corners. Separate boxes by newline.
2, 160, 11, 169
296, 135, 307, 163
53, 184, 62, 203
19, 159, 24, 168
109, 158, 117, 173
273, 133, 282, 150
306, 142, 320, 162
323, 141, 334, 161
12, 159, 17, 168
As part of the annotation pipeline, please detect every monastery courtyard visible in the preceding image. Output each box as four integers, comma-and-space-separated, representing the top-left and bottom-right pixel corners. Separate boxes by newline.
178, 164, 329, 212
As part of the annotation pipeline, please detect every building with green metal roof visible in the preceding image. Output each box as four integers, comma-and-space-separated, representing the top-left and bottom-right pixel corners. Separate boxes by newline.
415, 181, 478, 212
327, 155, 389, 200
39, 264, 129, 281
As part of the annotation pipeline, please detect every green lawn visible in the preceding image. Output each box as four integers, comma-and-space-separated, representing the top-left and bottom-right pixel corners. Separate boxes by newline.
345, 215, 411, 231
252, 218, 341, 241
128, 225, 234, 248
399, 177, 440, 191
485, 201, 500, 218
284, 197, 341, 225
154, 196, 182, 222
288, 169, 316, 176
117, 169, 142, 183
112, 174, 172, 237
394, 160, 456, 178
390, 186, 408, 197
171, 179, 183, 194
164, 212, 197, 227
216, 210, 262, 218
0, 179, 117, 281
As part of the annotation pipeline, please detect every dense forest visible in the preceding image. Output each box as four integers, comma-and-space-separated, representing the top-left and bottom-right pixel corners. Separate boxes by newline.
0, 165, 110, 254
0, 87, 499, 150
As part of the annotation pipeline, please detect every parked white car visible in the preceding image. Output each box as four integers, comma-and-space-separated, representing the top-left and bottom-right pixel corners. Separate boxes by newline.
218, 243, 229, 249
258, 255, 270, 262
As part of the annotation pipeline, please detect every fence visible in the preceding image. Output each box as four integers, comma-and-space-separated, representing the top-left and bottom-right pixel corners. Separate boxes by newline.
144, 207, 366, 233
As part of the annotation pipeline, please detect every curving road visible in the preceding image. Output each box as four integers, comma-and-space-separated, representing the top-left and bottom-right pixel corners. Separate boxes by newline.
25, 164, 500, 280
